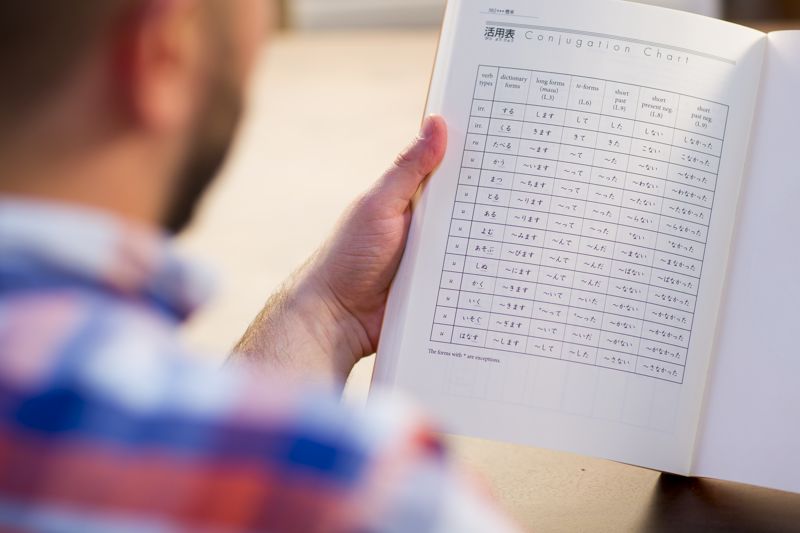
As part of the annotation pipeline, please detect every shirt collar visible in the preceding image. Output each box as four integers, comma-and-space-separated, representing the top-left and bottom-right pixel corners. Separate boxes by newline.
0, 198, 215, 321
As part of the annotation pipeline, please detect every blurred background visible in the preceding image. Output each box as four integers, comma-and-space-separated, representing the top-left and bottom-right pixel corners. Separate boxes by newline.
278, 0, 800, 29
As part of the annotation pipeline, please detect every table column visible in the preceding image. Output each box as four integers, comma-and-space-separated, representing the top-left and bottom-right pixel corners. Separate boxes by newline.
481, 68, 534, 353
584, 81, 641, 372
594, 87, 677, 377
433, 65, 498, 345
450, 65, 510, 349
517, 71, 573, 360
553, 76, 610, 365
636, 95, 725, 382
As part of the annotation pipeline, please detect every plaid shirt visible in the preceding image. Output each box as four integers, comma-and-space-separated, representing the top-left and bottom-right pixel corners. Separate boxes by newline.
0, 200, 520, 533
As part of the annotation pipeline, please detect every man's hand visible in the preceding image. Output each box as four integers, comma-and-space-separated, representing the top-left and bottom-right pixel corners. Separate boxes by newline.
233, 116, 447, 386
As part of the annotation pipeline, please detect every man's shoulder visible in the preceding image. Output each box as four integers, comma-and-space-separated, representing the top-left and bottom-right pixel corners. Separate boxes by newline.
0, 288, 444, 492
0, 288, 435, 457
0, 286, 177, 331
0, 290, 492, 532
0, 288, 189, 383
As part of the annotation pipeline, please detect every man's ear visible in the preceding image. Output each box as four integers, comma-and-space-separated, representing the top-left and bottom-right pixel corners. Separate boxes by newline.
112, 0, 206, 134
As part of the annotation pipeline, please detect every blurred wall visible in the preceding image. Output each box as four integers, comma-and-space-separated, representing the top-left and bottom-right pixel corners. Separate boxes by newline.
628, 0, 721, 16
283, 0, 795, 30
288, 0, 445, 29
285, 0, 727, 29
726, 0, 800, 19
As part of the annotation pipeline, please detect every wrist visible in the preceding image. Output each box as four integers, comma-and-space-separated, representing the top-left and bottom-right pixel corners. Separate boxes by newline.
294, 263, 374, 375
232, 263, 371, 386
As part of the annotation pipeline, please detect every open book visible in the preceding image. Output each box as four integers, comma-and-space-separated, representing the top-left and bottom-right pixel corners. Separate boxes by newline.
373, 0, 800, 494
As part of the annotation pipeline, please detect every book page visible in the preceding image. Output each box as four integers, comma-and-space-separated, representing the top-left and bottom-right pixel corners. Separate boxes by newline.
692, 31, 800, 493
374, 0, 764, 474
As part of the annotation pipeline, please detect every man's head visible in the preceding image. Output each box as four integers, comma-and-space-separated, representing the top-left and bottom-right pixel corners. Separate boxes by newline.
0, 0, 269, 233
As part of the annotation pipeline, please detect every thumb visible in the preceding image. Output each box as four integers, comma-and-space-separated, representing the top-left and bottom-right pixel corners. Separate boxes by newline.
376, 115, 447, 210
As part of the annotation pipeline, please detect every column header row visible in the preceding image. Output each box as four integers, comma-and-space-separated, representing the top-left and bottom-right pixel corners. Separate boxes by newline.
475, 66, 728, 140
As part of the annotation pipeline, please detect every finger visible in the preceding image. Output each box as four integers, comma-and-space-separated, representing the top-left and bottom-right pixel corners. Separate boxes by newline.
376, 115, 447, 208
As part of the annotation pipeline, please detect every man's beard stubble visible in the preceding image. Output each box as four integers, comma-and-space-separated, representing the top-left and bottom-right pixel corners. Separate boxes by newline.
162, 48, 244, 234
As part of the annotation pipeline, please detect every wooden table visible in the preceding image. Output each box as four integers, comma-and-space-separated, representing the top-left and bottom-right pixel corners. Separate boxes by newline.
178, 29, 800, 532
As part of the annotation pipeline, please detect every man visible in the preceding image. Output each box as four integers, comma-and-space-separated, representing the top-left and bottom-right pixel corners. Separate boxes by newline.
0, 1, 521, 532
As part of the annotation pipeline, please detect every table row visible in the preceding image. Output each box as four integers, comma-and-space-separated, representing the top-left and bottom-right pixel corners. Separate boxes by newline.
439, 262, 698, 312
451, 208, 707, 258
437, 285, 693, 335
473, 66, 728, 139
431, 323, 685, 383
463, 145, 718, 182
459, 168, 713, 207
440, 254, 699, 310
466, 121, 720, 172
447, 238, 702, 283
443, 248, 699, 294
470, 99, 722, 157
461, 159, 717, 193
457, 180, 712, 218
453, 199, 710, 239
448, 223, 703, 263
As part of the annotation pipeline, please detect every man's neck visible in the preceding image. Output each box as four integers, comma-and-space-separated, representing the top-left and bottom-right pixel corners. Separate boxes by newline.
0, 122, 178, 234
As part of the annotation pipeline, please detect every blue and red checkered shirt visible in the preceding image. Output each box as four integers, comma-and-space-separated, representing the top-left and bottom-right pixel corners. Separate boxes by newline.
0, 199, 520, 533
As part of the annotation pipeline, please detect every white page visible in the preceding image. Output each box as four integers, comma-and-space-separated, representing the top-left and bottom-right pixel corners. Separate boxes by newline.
374, 0, 764, 474
693, 31, 800, 493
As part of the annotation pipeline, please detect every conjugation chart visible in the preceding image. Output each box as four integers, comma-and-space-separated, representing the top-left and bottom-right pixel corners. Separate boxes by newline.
431, 65, 728, 384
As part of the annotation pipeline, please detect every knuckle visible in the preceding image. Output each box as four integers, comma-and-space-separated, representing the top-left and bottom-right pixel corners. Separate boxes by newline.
393, 147, 416, 170
393, 136, 426, 171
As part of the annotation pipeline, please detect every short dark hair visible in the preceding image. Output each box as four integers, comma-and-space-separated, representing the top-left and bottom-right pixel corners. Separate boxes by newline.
0, 1, 133, 125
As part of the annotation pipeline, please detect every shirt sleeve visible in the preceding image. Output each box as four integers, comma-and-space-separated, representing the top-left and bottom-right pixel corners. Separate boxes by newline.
0, 306, 522, 533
